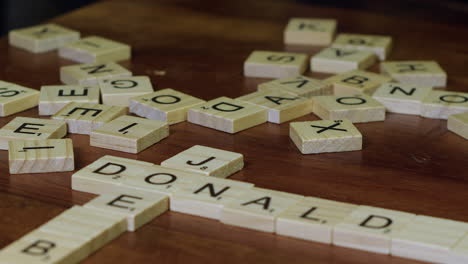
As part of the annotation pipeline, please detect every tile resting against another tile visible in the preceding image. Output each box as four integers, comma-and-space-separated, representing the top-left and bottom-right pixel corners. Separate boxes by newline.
310, 47, 376, 74
39, 85, 101, 116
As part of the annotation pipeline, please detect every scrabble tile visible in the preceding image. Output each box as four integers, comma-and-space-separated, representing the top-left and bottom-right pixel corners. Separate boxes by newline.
161, 145, 244, 178
0, 80, 39, 117
60, 62, 132, 86
312, 94, 386, 123
283, 18, 337, 46
380, 61, 447, 87
331, 33, 392, 60
276, 197, 358, 244
8, 139, 74, 174
420, 90, 468, 119
72, 155, 154, 195
450, 233, 468, 264
244, 51, 308, 78
84, 192, 169, 231
0, 117, 67, 150
129, 88, 205, 125
8, 23, 80, 53
59, 35, 131, 63
52, 102, 126, 134
448, 112, 468, 140
391, 215, 468, 263
323, 70, 392, 96
220, 188, 303, 233
258, 75, 332, 98
39, 85, 100, 116
310, 48, 376, 74
236, 89, 313, 124
333, 206, 415, 254
170, 177, 254, 219
99, 76, 153, 107
372, 83, 433, 115
290, 119, 362, 154
187, 97, 267, 133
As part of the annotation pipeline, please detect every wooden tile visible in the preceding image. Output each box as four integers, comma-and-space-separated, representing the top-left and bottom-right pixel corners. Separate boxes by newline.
8, 139, 74, 174
289, 119, 362, 154
59, 35, 131, 63
236, 89, 313, 124
283, 18, 337, 46
72, 155, 154, 195
220, 187, 303, 233
310, 48, 376, 74
170, 177, 254, 219
84, 192, 169, 231
161, 145, 244, 178
244, 51, 308, 78
391, 215, 468, 263
258, 75, 332, 98
312, 94, 386, 123
331, 33, 392, 60
276, 197, 358, 244
0, 117, 67, 150
333, 206, 416, 254
448, 112, 468, 140
60, 62, 132, 86
187, 97, 267, 133
372, 83, 433, 115
52, 102, 127, 134
99, 76, 153, 107
8, 23, 80, 53
380, 61, 447, 87
420, 90, 468, 119
0, 80, 39, 117
90, 115, 168, 153
323, 70, 392, 96
129, 88, 205, 125
450, 233, 468, 264
39, 85, 100, 116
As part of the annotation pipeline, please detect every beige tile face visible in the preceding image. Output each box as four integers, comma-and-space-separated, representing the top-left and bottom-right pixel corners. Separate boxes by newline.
451, 234, 468, 264
284, 18, 337, 46
161, 145, 244, 178
323, 70, 392, 95
372, 83, 433, 115
60, 62, 132, 86
39, 85, 100, 115
59, 36, 131, 63
421, 90, 468, 119
99, 76, 153, 106
331, 33, 392, 60
244, 50, 308, 78
381, 61, 447, 87
0, 80, 39, 117
448, 112, 468, 140
311, 48, 376, 74
258, 75, 332, 98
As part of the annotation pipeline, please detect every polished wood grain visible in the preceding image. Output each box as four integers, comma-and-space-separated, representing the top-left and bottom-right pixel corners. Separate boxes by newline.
1, 0, 468, 263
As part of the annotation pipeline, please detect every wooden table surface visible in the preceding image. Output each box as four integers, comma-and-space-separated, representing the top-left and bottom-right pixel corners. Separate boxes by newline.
1, 0, 467, 263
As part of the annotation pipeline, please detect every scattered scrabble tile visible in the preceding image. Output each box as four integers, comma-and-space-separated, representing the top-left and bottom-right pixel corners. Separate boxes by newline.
129, 88, 205, 124
448, 112, 468, 140
59, 35, 131, 63
372, 83, 433, 115
161, 145, 244, 178
187, 97, 268, 133
243, 50, 308, 78
52, 102, 126, 134
60, 62, 132, 86
290, 119, 362, 154
258, 75, 332, 98
333, 206, 415, 254
221, 187, 303, 233
90, 115, 169, 153
312, 94, 386, 123
420, 90, 468, 119
99, 76, 153, 107
236, 89, 313, 124
276, 197, 358, 244
331, 33, 392, 60
310, 47, 376, 74
8, 139, 74, 174
380, 61, 447, 87
84, 192, 169, 231
8, 23, 80, 53
391, 215, 468, 263
450, 233, 468, 264
323, 70, 392, 95
283, 18, 337, 46
170, 177, 254, 219
0, 80, 39, 117
0, 117, 67, 150
39, 85, 100, 116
